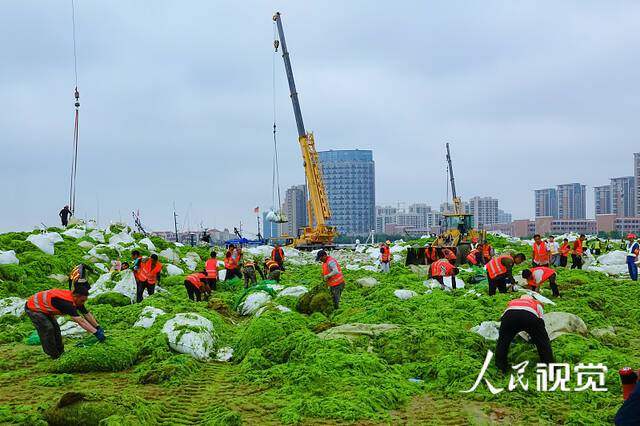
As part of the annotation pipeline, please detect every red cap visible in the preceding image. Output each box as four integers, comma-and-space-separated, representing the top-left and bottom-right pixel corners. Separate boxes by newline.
628, 233, 637, 240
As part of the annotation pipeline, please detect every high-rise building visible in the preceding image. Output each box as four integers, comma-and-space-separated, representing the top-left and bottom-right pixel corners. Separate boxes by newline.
534, 188, 558, 218
611, 176, 635, 218
557, 183, 586, 220
280, 184, 307, 237
262, 211, 280, 240
635, 153, 640, 217
594, 185, 612, 215
467, 196, 499, 228
497, 209, 512, 224
318, 150, 375, 235
375, 205, 397, 234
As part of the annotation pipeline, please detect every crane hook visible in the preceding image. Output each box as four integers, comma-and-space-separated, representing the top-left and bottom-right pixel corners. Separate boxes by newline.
74, 87, 80, 108
274, 39, 279, 52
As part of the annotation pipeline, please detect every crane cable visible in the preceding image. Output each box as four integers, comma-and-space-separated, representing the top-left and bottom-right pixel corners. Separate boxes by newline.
69, 0, 81, 214
271, 22, 283, 216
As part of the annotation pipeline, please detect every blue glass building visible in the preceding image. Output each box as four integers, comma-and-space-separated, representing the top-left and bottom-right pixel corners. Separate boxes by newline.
318, 150, 375, 236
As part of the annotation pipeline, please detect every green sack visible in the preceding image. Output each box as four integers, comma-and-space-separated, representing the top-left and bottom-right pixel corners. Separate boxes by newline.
26, 331, 41, 346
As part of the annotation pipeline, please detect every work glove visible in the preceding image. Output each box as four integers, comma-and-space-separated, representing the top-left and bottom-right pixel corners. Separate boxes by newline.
94, 328, 106, 342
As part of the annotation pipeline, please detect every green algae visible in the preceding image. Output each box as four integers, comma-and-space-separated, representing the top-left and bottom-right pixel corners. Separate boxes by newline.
52, 338, 141, 373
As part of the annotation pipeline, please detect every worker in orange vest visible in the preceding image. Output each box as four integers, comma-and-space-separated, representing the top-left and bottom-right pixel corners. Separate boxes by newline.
571, 234, 586, 270
442, 247, 457, 265
242, 257, 258, 289
224, 245, 242, 280
532, 234, 550, 267
264, 259, 282, 282
204, 251, 219, 291
482, 242, 494, 264
429, 257, 460, 290
25, 286, 105, 358
380, 241, 391, 273
522, 266, 560, 297
317, 250, 345, 309
271, 243, 285, 271
131, 250, 148, 287
466, 244, 483, 266
559, 238, 571, 267
184, 272, 208, 301
424, 244, 438, 265
495, 295, 554, 373
485, 253, 526, 296
139, 254, 162, 302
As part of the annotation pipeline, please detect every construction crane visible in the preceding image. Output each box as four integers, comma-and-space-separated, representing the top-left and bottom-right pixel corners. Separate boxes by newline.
273, 12, 336, 249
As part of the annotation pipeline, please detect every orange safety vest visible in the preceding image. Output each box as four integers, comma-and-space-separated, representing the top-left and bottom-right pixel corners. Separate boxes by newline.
244, 261, 256, 269
527, 267, 556, 287
322, 256, 345, 287
143, 259, 163, 285
271, 247, 285, 262
224, 255, 238, 269
265, 260, 279, 271
185, 273, 206, 289
205, 258, 218, 279
486, 255, 513, 280
560, 243, 570, 256
504, 298, 544, 319
381, 246, 391, 262
68, 265, 85, 283
482, 244, 492, 261
443, 248, 457, 261
532, 242, 550, 265
467, 249, 479, 265
573, 239, 584, 256
430, 259, 455, 277
133, 256, 149, 282
425, 247, 437, 262
26, 289, 76, 316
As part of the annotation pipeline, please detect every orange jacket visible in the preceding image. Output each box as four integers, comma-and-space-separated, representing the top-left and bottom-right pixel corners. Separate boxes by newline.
142, 259, 163, 285
573, 239, 584, 256
271, 247, 285, 262
486, 255, 513, 280
504, 298, 543, 319
185, 273, 206, 289
205, 258, 218, 279
467, 249, 479, 265
322, 256, 345, 287
381, 246, 391, 262
532, 242, 550, 264
560, 243, 570, 256
430, 259, 455, 277
26, 289, 75, 316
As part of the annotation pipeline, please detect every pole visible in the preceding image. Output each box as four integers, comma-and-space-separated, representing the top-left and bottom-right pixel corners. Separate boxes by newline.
173, 204, 179, 243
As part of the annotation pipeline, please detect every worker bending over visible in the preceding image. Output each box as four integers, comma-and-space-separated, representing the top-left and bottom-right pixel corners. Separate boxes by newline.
442, 248, 457, 265
184, 273, 209, 301
224, 245, 242, 280
242, 257, 258, 289
429, 258, 459, 290
68, 263, 91, 290
380, 241, 391, 273
25, 286, 105, 359
271, 243, 285, 271
317, 250, 345, 309
485, 253, 526, 296
495, 295, 554, 373
204, 251, 219, 291
522, 266, 560, 297
466, 244, 483, 266
138, 254, 162, 302
482, 241, 494, 264
626, 234, 639, 281
559, 239, 570, 267
264, 259, 282, 282
571, 234, 586, 270
424, 244, 438, 265
532, 234, 550, 267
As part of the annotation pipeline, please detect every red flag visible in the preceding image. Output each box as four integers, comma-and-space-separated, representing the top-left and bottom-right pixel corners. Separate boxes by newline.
254, 206, 260, 214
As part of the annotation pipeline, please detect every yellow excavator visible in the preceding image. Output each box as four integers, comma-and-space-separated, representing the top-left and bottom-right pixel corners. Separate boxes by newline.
406, 143, 485, 265
272, 12, 337, 250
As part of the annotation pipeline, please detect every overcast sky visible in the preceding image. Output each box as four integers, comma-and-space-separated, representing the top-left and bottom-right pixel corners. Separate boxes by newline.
3, 1, 640, 235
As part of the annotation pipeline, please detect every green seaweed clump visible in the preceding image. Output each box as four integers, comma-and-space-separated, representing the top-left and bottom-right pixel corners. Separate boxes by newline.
52, 338, 141, 373
31, 373, 75, 387
202, 405, 243, 426
91, 292, 131, 307
296, 284, 333, 315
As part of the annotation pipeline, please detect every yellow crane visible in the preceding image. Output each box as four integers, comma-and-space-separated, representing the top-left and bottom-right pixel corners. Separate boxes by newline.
273, 12, 337, 249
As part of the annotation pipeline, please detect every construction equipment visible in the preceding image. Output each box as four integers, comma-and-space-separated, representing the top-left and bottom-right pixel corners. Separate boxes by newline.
405, 143, 485, 265
273, 12, 336, 250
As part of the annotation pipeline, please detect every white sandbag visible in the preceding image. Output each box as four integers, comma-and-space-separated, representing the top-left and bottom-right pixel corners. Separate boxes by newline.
246, 245, 273, 256
0, 250, 19, 265
256, 304, 292, 317
185, 251, 201, 261
162, 313, 216, 361
362, 265, 378, 272
346, 264, 362, 271
166, 264, 184, 276
58, 317, 86, 338
588, 264, 629, 276
471, 321, 501, 341
134, 306, 166, 329
216, 346, 234, 362
283, 247, 300, 257
356, 277, 379, 287
394, 289, 418, 300
392, 254, 403, 262
597, 250, 628, 266
94, 263, 108, 273
159, 248, 180, 263
0, 297, 25, 317
62, 228, 85, 239
87, 247, 110, 262
275, 304, 291, 312
423, 277, 465, 290
218, 269, 227, 281
108, 231, 135, 246
27, 232, 63, 255
89, 270, 137, 302
389, 244, 406, 253
78, 241, 95, 250
238, 291, 272, 316
87, 230, 105, 243
139, 237, 156, 251
278, 286, 308, 297
182, 257, 197, 272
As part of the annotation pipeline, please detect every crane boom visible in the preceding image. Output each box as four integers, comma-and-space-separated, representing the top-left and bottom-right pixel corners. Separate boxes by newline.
273, 12, 336, 248
446, 142, 463, 215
